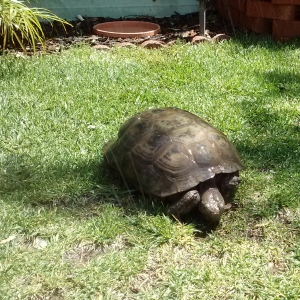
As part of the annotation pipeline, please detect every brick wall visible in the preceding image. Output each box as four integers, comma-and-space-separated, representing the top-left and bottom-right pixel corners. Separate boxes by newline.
215, 0, 300, 41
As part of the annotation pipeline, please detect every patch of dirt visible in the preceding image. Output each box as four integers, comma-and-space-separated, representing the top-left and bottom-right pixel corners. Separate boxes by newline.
38, 10, 234, 53
28, 287, 65, 300
266, 259, 288, 275
63, 243, 103, 266
129, 244, 193, 294
277, 208, 294, 225
246, 225, 265, 242
63, 235, 128, 266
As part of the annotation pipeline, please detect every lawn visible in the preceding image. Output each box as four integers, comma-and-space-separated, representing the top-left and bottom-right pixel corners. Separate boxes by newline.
0, 36, 299, 299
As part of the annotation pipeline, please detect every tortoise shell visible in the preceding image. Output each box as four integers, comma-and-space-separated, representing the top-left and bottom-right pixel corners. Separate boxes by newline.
103, 107, 244, 197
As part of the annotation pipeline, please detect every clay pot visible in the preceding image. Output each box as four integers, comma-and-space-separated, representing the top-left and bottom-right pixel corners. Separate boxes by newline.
93, 21, 160, 38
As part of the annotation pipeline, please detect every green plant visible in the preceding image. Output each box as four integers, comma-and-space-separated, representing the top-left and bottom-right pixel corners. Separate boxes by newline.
0, 0, 71, 53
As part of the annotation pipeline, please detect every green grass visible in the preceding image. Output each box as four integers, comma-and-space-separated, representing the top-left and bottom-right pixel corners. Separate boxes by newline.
1, 35, 300, 299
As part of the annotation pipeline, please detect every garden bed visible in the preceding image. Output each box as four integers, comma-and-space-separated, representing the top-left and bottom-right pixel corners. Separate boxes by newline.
39, 11, 233, 53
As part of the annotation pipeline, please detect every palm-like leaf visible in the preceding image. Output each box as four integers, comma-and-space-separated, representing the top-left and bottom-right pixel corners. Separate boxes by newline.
0, 0, 71, 52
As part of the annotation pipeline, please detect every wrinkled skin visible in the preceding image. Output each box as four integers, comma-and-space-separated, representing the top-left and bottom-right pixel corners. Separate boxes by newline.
167, 172, 241, 224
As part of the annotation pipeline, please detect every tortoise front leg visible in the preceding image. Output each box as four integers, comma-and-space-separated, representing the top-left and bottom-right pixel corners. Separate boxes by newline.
167, 190, 201, 217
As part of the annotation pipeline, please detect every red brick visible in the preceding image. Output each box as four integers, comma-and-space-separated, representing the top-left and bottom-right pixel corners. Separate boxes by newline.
273, 19, 300, 36
242, 15, 273, 33
215, 0, 230, 18
216, 2, 272, 34
215, 0, 241, 21
215, 0, 246, 15
227, 0, 247, 11
246, 1, 297, 20
272, 0, 300, 5
226, 6, 242, 23
272, 35, 293, 41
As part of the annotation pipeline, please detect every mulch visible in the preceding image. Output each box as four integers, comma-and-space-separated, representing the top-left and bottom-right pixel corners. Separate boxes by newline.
1, 10, 236, 54
40, 10, 235, 53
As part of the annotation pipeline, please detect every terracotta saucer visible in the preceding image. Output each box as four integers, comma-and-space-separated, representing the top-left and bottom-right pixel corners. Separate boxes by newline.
93, 21, 161, 38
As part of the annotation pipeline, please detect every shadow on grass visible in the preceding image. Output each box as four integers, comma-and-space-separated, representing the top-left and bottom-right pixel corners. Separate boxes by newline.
231, 33, 300, 50
0, 152, 160, 213
234, 84, 300, 216
0, 152, 216, 234
262, 70, 300, 98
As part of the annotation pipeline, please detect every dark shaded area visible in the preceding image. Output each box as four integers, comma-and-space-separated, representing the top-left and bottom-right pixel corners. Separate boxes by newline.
232, 68, 300, 217
262, 70, 300, 98
42, 10, 231, 38
0, 150, 222, 234
231, 67, 300, 167
229, 33, 300, 49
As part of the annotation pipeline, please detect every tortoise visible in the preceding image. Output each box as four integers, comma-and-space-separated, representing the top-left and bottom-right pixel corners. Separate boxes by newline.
103, 107, 245, 223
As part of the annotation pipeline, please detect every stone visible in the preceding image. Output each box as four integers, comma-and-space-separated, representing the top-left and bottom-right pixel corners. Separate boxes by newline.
92, 44, 110, 51
141, 40, 165, 49
191, 35, 210, 44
